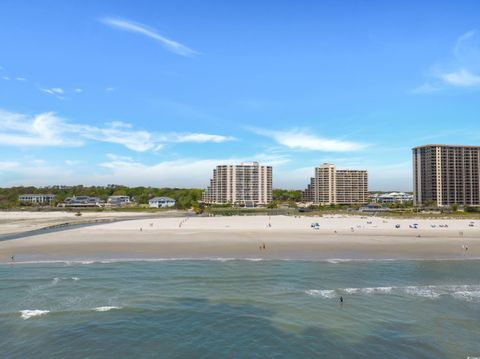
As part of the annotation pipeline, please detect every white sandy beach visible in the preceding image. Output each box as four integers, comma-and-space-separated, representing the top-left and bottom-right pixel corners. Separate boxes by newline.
1, 213, 479, 262
0, 210, 173, 235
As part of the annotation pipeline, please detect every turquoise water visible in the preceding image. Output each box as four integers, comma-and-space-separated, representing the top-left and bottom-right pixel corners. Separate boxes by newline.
0, 259, 479, 358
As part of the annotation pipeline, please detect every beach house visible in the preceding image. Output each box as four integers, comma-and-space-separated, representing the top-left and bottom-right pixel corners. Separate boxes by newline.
107, 195, 132, 207
18, 194, 55, 205
149, 197, 176, 208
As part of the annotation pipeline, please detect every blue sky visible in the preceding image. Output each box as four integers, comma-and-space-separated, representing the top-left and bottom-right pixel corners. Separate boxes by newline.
1, 0, 479, 190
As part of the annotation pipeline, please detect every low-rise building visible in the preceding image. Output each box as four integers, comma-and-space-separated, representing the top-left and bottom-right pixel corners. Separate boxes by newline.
18, 194, 55, 205
370, 192, 413, 204
107, 195, 132, 207
60, 196, 103, 208
149, 197, 176, 208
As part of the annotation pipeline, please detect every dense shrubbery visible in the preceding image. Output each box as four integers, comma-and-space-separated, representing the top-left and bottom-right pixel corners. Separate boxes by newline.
272, 189, 303, 202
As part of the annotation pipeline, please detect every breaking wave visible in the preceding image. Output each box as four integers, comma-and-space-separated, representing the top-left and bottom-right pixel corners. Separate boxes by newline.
94, 306, 121, 312
306, 284, 480, 301
20, 310, 50, 320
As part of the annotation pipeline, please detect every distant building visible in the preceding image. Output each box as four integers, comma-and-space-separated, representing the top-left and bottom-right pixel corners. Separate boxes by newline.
370, 192, 413, 203
107, 195, 132, 207
202, 162, 273, 207
303, 163, 368, 205
18, 194, 55, 205
149, 197, 176, 208
360, 203, 391, 212
60, 196, 103, 207
413, 144, 480, 207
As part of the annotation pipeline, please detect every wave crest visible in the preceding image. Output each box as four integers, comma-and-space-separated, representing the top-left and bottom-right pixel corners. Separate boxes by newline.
94, 306, 121, 312
20, 310, 50, 319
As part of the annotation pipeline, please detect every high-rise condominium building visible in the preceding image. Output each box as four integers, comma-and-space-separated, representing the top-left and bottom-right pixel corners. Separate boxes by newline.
303, 163, 368, 205
202, 162, 272, 207
412, 145, 480, 207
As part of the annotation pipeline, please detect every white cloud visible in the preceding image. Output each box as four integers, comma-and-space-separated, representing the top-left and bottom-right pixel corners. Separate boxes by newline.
16, 77, 27, 81
105, 87, 114, 92
173, 133, 235, 143
2, 76, 10, 80
100, 17, 197, 57
252, 128, 367, 152
439, 69, 480, 87
106, 120, 132, 129
411, 82, 442, 94
0, 109, 235, 152
415, 30, 480, 92
96, 158, 222, 187
65, 160, 82, 166
40, 87, 64, 95
0, 152, 411, 190
93, 152, 290, 187
105, 153, 133, 161
0, 110, 83, 147
80, 125, 162, 152
74, 88, 83, 93
0, 161, 19, 170
0, 150, 292, 187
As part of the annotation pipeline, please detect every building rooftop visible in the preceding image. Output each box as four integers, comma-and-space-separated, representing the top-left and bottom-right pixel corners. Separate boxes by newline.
240, 161, 259, 166
149, 197, 175, 202
412, 144, 480, 150
19, 194, 55, 196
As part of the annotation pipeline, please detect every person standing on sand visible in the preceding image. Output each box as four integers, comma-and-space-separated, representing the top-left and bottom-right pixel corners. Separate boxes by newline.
340, 296, 343, 304
11, 255, 14, 262
263, 243, 266, 250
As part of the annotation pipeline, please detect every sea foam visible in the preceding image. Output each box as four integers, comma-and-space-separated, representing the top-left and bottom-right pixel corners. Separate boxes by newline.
451, 290, 480, 302
305, 289, 337, 298
20, 310, 50, 319
307, 285, 480, 301
94, 306, 121, 312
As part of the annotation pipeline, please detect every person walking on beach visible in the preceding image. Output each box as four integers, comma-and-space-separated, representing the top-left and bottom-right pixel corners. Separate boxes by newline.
263, 243, 266, 250
10, 255, 14, 262
340, 296, 343, 304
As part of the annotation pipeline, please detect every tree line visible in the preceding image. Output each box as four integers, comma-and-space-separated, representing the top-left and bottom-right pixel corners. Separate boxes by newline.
0, 186, 305, 210
0, 185, 204, 209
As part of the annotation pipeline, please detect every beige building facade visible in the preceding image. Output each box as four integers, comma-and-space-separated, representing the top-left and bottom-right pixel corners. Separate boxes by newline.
304, 163, 368, 205
203, 162, 272, 207
412, 144, 480, 207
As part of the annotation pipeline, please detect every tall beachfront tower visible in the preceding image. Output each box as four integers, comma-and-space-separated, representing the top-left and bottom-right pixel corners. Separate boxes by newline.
202, 162, 273, 207
303, 163, 368, 205
412, 145, 480, 207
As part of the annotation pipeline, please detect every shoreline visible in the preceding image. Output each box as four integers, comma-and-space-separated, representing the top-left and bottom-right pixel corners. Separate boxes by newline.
3, 256, 480, 265
1, 214, 479, 263
0, 210, 191, 239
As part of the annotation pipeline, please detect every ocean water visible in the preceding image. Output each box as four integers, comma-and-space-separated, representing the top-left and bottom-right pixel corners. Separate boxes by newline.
0, 259, 479, 358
